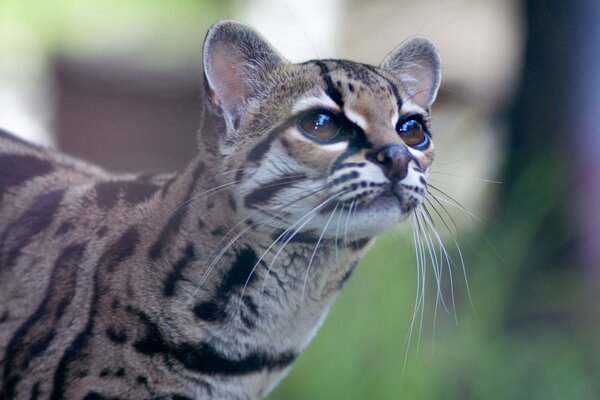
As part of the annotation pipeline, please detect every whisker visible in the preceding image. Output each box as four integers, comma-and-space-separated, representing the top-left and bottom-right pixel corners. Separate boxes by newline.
258, 190, 348, 309
428, 171, 502, 185
186, 183, 330, 304
301, 203, 339, 313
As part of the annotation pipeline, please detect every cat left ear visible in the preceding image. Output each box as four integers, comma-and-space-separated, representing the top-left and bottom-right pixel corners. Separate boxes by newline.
380, 37, 441, 109
203, 20, 285, 130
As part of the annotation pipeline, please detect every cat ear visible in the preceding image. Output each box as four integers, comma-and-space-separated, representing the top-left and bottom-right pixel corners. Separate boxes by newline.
203, 20, 285, 129
380, 37, 441, 109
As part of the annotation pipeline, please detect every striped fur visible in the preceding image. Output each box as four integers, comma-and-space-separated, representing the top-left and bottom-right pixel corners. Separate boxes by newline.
0, 21, 441, 399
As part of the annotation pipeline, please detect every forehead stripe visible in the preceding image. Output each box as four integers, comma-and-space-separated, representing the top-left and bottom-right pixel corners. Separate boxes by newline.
363, 64, 403, 113
314, 61, 345, 108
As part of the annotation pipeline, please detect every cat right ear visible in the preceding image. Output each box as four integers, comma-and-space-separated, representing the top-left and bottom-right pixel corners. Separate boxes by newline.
203, 20, 285, 130
380, 37, 441, 109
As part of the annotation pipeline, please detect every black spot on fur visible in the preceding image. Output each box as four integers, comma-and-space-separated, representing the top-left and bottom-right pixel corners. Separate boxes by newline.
172, 395, 193, 400
82, 392, 120, 400
243, 174, 306, 208
163, 244, 196, 297
2, 242, 86, 396
218, 248, 259, 296
0, 154, 54, 201
348, 82, 355, 92
106, 327, 128, 344
193, 301, 226, 323
211, 226, 226, 237
136, 376, 148, 385
129, 307, 296, 375
0, 189, 65, 271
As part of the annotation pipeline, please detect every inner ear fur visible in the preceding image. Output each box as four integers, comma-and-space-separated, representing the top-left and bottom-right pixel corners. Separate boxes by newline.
380, 37, 441, 109
203, 20, 285, 129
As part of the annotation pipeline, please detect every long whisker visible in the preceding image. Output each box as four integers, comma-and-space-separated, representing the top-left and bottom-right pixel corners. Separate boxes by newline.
258, 191, 348, 309
186, 183, 330, 304
301, 203, 339, 313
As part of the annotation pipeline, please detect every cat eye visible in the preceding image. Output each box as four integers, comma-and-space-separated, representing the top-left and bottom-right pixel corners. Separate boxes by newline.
299, 111, 342, 142
396, 118, 429, 149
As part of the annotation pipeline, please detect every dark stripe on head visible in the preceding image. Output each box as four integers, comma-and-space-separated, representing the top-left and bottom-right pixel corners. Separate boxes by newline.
314, 61, 344, 108
246, 120, 294, 163
2, 243, 86, 398
362, 64, 404, 113
130, 307, 296, 375
50, 228, 139, 399
0, 189, 65, 271
243, 173, 306, 208
163, 244, 197, 297
0, 154, 54, 201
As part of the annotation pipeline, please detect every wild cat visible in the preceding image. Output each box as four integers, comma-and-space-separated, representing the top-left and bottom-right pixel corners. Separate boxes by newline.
0, 20, 441, 399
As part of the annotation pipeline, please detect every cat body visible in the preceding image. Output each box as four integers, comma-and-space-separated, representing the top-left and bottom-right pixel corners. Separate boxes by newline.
0, 21, 440, 399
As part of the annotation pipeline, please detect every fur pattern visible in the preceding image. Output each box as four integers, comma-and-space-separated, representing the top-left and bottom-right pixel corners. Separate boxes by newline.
0, 21, 441, 399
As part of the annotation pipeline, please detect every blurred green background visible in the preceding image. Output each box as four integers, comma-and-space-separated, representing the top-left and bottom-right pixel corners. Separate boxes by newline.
2, 0, 600, 399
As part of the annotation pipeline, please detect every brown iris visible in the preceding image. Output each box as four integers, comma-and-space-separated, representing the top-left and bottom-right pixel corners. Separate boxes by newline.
299, 111, 341, 141
397, 119, 428, 148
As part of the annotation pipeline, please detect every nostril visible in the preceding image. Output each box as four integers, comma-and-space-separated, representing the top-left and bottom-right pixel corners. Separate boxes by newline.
370, 145, 416, 181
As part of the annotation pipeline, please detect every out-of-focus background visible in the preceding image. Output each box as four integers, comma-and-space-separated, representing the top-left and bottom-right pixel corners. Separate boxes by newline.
2, 0, 600, 398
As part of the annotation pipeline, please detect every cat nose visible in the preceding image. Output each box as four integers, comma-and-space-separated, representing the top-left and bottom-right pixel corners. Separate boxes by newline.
369, 145, 418, 181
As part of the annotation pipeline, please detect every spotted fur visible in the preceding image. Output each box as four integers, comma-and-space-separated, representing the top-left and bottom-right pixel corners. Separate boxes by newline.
0, 21, 441, 399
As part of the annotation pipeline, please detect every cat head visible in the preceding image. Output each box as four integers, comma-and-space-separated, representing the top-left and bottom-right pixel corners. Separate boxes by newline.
203, 20, 440, 240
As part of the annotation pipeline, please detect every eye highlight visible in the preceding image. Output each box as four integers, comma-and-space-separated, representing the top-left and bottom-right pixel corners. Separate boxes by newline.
396, 118, 429, 149
299, 111, 341, 141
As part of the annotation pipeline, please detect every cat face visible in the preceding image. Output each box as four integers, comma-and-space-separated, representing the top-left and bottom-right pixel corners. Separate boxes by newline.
203, 21, 440, 240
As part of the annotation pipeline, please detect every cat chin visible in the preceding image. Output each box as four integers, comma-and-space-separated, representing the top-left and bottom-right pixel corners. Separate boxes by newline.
301, 193, 418, 239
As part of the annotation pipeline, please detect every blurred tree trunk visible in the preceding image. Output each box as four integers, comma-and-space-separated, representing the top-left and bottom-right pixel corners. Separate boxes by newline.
496, 0, 595, 325
570, 2, 600, 297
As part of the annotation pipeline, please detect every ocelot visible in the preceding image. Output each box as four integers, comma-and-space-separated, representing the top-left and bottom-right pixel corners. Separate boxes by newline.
0, 20, 441, 400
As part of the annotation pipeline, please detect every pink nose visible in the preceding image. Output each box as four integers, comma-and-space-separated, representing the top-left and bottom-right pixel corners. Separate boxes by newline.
370, 145, 419, 181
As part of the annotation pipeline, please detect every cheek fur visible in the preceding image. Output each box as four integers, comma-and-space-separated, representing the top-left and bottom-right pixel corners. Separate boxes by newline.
279, 134, 345, 173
